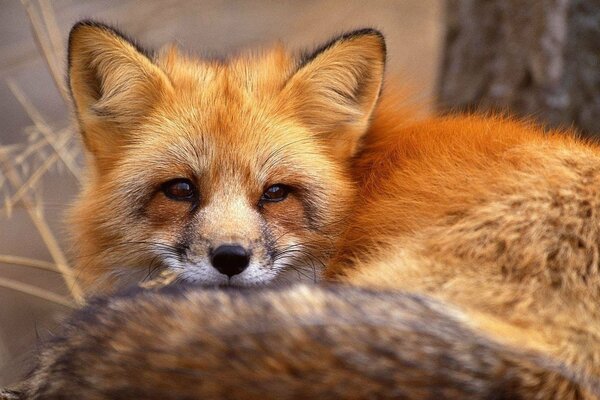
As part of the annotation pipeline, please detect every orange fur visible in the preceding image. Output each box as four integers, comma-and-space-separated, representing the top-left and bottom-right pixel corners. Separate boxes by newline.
330, 97, 593, 271
326, 90, 600, 392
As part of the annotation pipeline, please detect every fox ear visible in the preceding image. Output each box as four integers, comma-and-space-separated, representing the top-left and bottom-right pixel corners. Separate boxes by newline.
68, 21, 171, 157
282, 29, 386, 158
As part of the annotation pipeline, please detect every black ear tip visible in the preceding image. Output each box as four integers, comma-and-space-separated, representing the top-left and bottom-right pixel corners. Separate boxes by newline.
67, 19, 153, 62
345, 28, 385, 42
66, 19, 154, 103
67, 20, 116, 80
344, 28, 386, 55
70, 19, 111, 34
69, 20, 114, 61
335, 28, 385, 45
300, 28, 386, 66
68, 20, 117, 47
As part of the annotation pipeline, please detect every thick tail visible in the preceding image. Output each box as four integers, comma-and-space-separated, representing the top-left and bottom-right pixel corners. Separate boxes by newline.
14, 284, 600, 399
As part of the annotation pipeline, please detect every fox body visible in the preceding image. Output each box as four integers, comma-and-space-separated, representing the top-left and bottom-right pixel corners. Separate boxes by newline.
329, 105, 600, 387
10, 21, 600, 399
348, 55, 600, 396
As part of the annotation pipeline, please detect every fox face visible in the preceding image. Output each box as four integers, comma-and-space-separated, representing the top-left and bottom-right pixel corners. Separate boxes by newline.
67, 22, 385, 293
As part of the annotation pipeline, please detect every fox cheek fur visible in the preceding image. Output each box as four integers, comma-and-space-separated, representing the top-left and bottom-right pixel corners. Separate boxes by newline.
66, 21, 386, 294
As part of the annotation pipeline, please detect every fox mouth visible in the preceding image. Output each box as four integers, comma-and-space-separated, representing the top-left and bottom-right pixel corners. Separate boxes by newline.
147, 243, 322, 288
136, 266, 274, 292
215, 281, 257, 289
163, 261, 279, 287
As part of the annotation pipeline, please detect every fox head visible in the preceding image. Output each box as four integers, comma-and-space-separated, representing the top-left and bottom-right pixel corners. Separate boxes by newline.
67, 21, 385, 293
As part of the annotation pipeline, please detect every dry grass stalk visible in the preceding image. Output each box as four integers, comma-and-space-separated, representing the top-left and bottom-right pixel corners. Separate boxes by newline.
0, 255, 62, 273
6, 79, 81, 182
5, 152, 61, 210
38, 0, 66, 64
0, 132, 72, 218
11, 139, 50, 167
20, 0, 70, 104
0, 151, 83, 304
0, 277, 75, 308
0, 0, 85, 305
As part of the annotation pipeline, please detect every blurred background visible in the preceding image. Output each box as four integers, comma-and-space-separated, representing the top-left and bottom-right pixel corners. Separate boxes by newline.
0, 0, 444, 385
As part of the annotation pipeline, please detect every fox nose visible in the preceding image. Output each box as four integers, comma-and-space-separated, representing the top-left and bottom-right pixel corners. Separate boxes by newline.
210, 245, 250, 277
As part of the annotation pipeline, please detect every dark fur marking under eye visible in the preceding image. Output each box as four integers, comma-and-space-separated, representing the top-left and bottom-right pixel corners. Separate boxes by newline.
292, 183, 328, 231
300, 196, 324, 231
260, 218, 277, 261
132, 191, 157, 219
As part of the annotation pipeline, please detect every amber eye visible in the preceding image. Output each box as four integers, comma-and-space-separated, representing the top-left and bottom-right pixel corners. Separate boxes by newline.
161, 178, 197, 201
261, 184, 290, 203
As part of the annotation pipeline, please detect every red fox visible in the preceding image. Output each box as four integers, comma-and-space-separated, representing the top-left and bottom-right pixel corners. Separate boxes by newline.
7, 21, 600, 399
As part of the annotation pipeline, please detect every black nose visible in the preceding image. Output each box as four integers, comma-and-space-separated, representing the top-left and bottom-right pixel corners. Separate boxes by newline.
210, 245, 250, 277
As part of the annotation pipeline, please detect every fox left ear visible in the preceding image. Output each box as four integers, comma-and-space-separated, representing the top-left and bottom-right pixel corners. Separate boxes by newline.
67, 21, 171, 162
282, 29, 386, 158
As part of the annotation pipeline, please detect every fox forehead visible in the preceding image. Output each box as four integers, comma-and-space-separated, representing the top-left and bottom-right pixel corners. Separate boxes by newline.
116, 127, 331, 196
100, 47, 337, 194
156, 45, 296, 108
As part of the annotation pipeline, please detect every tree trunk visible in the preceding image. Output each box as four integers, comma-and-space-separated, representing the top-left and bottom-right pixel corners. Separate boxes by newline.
438, 0, 600, 136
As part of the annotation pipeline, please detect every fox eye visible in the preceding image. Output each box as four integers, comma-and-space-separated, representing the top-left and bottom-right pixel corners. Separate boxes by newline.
162, 178, 197, 201
261, 184, 290, 203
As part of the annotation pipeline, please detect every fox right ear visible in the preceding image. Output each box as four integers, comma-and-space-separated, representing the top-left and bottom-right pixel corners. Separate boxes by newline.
281, 29, 386, 159
68, 21, 171, 158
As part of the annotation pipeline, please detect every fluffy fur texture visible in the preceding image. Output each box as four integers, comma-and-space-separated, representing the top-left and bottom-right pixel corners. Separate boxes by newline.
327, 98, 600, 389
15, 285, 598, 399
67, 21, 385, 292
